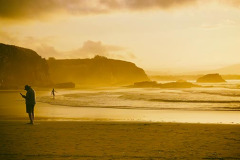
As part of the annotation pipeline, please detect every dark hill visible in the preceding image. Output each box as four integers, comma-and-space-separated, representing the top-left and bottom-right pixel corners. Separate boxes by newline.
0, 43, 50, 88
47, 56, 149, 86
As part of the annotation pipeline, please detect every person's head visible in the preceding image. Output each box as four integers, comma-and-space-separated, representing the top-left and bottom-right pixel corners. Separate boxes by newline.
24, 85, 30, 91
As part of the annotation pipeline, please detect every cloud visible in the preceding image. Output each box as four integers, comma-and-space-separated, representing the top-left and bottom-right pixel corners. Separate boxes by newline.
200, 19, 237, 30
0, 32, 134, 60
0, 0, 197, 20
119, 0, 196, 10
2, 0, 240, 21
0, 30, 19, 44
35, 44, 63, 58
220, 0, 240, 8
0, 30, 63, 58
69, 40, 135, 60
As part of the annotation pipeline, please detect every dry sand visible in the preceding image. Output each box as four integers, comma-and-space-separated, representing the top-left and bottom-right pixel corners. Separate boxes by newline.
0, 121, 240, 160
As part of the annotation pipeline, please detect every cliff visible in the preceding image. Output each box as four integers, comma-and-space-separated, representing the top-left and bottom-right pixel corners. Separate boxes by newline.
47, 56, 149, 86
197, 73, 226, 83
0, 43, 51, 88
0, 44, 149, 88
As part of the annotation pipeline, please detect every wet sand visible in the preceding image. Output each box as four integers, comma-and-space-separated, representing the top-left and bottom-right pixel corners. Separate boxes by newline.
0, 121, 240, 160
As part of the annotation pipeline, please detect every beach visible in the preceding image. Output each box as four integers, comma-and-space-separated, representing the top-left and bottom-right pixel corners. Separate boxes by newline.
0, 87, 240, 159
0, 121, 240, 160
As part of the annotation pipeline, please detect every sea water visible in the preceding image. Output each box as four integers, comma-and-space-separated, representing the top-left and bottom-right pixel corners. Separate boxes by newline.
0, 80, 240, 124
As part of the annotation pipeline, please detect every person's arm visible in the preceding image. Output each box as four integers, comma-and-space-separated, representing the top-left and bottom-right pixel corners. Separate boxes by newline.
20, 93, 26, 99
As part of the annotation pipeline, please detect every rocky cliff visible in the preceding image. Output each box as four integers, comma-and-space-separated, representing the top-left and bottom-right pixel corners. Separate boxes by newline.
0, 43, 51, 88
47, 56, 149, 86
0, 44, 149, 88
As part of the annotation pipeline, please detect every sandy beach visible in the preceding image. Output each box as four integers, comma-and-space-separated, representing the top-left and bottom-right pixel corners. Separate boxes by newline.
0, 89, 240, 159
0, 121, 240, 160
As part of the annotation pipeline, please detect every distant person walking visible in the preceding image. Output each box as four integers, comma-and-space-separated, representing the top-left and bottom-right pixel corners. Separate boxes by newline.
51, 88, 57, 98
20, 85, 36, 124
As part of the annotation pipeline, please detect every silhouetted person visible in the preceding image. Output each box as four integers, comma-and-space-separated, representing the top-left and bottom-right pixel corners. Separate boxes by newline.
20, 85, 36, 124
51, 88, 57, 98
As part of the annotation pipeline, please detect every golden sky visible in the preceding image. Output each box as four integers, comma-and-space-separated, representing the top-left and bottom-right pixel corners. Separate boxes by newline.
0, 0, 240, 72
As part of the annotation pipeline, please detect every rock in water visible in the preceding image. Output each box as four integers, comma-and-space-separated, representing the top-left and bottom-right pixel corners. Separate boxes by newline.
130, 81, 200, 88
133, 81, 158, 87
197, 73, 226, 83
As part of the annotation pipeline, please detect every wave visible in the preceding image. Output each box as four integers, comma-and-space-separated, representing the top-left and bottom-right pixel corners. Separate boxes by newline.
37, 102, 240, 111
37, 87, 240, 112
150, 99, 240, 103
37, 98, 240, 111
185, 90, 240, 97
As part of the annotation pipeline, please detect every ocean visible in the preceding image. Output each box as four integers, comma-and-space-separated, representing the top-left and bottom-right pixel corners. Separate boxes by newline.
0, 80, 240, 124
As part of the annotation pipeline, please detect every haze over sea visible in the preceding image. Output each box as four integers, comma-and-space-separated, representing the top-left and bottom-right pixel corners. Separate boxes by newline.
0, 80, 239, 124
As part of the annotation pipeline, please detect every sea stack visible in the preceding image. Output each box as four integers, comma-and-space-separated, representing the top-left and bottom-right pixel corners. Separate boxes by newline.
197, 73, 226, 83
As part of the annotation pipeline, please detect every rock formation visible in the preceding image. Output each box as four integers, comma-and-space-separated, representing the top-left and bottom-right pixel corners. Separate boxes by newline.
130, 81, 200, 88
197, 74, 226, 83
0, 44, 149, 88
47, 55, 149, 86
0, 43, 51, 89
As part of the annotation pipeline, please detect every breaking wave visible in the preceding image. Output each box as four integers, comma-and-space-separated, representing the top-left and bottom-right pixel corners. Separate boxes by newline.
37, 86, 240, 111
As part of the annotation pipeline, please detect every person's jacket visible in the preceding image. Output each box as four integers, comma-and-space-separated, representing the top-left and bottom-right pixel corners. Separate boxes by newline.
25, 88, 36, 105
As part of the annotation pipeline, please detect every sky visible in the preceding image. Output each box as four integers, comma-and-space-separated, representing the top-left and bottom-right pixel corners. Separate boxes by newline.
0, 0, 240, 73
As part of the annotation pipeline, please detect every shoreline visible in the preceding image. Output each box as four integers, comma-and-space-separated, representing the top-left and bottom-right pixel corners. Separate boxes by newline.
1, 101, 240, 124
0, 119, 240, 125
